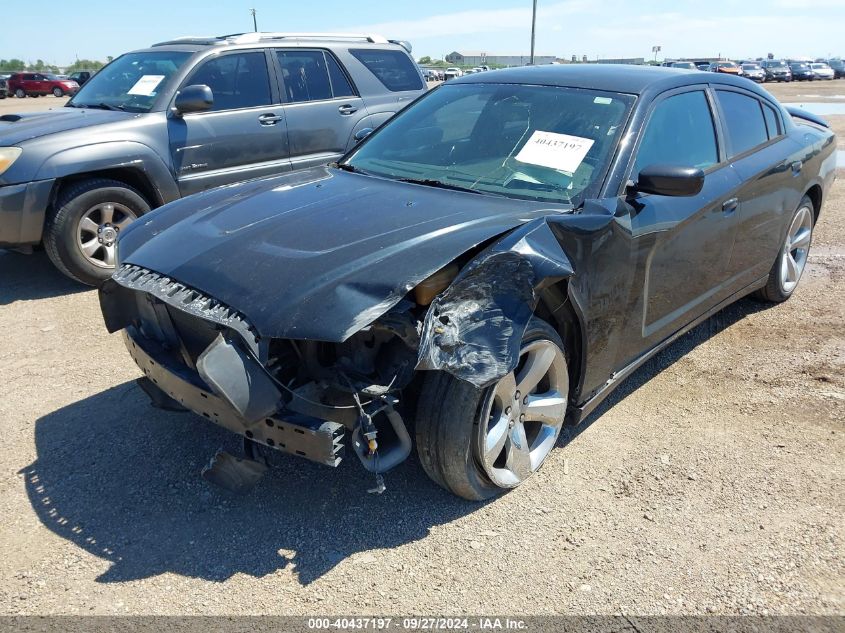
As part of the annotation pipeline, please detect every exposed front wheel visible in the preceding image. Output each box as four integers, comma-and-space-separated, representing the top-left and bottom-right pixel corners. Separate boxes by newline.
754, 195, 814, 302
44, 178, 150, 286
52, 87, 64, 97
415, 317, 569, 500
14, 88, 25, 98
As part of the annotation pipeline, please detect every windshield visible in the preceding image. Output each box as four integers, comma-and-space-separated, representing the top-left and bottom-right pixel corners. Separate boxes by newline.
791, 63, 809, 69
67, 51, 192, 113
769, 61, 787, 68
344, 83, 633, 204
718, 62, 737, 68
810, 63, 828, 69
742, 64, 761, 70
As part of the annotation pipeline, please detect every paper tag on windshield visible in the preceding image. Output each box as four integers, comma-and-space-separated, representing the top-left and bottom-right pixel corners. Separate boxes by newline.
127, 75, 165, 96
515, 131, 595, 174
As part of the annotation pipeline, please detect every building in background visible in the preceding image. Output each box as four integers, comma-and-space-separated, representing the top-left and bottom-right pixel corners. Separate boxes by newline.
445, 51, 557, 66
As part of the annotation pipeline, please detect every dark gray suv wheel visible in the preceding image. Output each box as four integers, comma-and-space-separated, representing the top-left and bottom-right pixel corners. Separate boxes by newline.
44, 178, 149, 286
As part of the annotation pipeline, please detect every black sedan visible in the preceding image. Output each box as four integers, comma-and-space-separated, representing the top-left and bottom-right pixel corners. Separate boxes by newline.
790, 62, 816, 81
100, 65, 837, 500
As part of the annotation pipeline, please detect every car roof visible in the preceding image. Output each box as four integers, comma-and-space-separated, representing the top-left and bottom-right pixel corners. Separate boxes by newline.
452, 64, 760, 96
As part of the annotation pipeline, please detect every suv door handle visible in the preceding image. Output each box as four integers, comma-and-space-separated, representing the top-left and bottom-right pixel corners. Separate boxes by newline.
722, 197, 739, 214
338, 104, 357, 115
791, 160, 803, 175
258, 113, 282, 126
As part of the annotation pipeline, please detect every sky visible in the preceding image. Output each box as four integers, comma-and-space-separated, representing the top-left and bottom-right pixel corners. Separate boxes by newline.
2, 0, 844, 66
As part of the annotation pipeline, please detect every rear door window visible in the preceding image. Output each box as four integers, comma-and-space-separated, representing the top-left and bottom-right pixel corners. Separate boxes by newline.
277, 50, 356, 102
761, 102, 781, 139
715, 90, 769, 156
634, 90, 719, 174
350, 49, 424, 92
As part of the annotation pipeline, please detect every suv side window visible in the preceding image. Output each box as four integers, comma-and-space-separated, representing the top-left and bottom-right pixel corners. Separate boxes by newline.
716, 90, 769, 156
633, 90, 719, 175
350, 49, 424, 92
276, 50, 355, 102
188, 51, 272, 112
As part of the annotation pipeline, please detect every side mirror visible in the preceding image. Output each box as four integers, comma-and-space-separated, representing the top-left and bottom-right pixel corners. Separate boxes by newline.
633, 164, 705, 197
172, 84, 213, 116
354, 127, 374, 142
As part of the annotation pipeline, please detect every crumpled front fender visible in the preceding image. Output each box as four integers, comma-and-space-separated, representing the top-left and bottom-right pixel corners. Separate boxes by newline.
416, 216, 575, 389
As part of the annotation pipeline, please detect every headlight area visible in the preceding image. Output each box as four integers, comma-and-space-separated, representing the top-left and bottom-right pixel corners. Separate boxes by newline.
0, 147, 22, 176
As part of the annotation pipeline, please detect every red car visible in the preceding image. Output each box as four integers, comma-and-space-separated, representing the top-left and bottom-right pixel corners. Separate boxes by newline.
7, 73, 79, 98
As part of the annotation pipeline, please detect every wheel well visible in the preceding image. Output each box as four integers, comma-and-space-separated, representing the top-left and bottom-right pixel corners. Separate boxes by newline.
55, 169, 163, 209
536, 281, 584, 403
806, 184, 822, 224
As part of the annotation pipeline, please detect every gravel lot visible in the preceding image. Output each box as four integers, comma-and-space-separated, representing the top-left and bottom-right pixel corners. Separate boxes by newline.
0, 80, 843, 616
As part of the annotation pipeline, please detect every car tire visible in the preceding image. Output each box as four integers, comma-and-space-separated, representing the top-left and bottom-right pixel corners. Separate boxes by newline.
52, 87, 64, 97
14, 88, 25, 98
44, 178, 150, 286
753, 195, 814, 303
415, 316, 569, 500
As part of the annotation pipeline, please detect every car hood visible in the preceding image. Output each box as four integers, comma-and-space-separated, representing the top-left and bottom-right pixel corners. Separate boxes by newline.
0, 107, 131, 145
118, 167, 569, 341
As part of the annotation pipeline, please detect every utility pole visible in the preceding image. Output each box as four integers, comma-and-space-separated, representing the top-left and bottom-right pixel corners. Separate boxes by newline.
250, 8, 258, 32
530, 0, 537, 65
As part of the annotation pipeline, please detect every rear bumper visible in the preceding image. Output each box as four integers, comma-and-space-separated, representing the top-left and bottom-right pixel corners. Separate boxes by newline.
0, 179, 54, 247
123, 326, 345, 467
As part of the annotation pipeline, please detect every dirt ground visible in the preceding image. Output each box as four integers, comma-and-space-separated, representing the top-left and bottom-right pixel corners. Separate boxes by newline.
0, 79, 842, 617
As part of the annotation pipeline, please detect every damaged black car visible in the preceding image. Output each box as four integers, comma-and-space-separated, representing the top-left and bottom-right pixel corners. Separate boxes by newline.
100, 65, 836, 500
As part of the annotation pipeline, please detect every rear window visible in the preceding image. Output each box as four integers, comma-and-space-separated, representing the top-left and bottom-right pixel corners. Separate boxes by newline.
350, 48, 424, 92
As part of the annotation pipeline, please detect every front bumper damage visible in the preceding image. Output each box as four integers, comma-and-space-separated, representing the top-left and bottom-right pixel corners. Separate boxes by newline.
100, 210, 597, 486
124, 327, 345, 468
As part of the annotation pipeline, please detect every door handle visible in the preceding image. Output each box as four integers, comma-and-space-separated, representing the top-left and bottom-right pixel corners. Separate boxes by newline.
791, 160, 802, 175
721, 197, 739, 214
258, 113, 282, 125
338, 104, 357, 115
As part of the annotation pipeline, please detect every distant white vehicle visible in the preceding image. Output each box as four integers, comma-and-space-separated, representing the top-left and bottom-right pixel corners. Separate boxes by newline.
810, 62, 835, 80
444, 67, 463, 80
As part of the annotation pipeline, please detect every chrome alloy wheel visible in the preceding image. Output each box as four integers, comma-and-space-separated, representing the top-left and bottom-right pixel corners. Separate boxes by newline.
780, 204, 813, 294
76, 202, 137, 268
477, 339, 569, 488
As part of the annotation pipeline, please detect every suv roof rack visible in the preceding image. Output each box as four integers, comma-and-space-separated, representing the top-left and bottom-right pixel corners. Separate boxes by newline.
227, 32, 390, 44
153, 32, 392, 47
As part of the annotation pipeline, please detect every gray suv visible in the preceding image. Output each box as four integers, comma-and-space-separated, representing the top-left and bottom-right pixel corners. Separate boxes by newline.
0, 32, 425, 285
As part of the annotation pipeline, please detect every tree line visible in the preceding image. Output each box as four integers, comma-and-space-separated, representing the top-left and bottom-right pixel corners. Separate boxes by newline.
0, 57, 113, 72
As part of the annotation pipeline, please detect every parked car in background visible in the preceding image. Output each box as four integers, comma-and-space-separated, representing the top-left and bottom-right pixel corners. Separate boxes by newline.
0, 32, 426, 285
709, 61, 740, 74
68, 70, 95, 86
827, 59, 845, 79
444, 67, 463, 80
99, 65, 836, 500
739, 63, 766, 82
670, 61, 697, 70
0, 76, 8, 99
7, 72, 80, 97
420, 67, 439, 81
761, 60, 792, 82
809, 62, 835, 80
789, 62, 815, 81
695, 63, 710, 71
